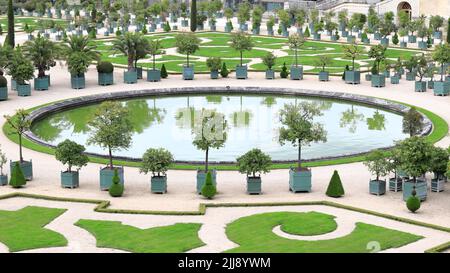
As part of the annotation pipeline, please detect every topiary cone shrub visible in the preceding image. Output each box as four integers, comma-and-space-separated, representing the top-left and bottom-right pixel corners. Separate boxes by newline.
160, 64, 168, 78
326, 170, 345, 198
220, 62, 229, 78
406, 186, 421, 213
201, 171, 216, 199
109, 169, 124, 197
280, 62, 288, 78
9, 162, 26, 188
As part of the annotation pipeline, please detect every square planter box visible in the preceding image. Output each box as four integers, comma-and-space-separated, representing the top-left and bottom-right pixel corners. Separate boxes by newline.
345, 70, 360, 84
369, 180, 386, 196
391, 75, 400, 84
225, 25, 232, 33
0, 175, 7, 186
196, 170, 217, 194
433, 31, 442, 39
289, 168, 311, 193
103, 31, 109, 36
331, 35, 338, 41
415, 81, 426, 92
181, 20, 188, 27
235, 65, 248, 79
418, 41, 427, 49
365, 74, 372, 81
0, 87, 7, 100
380, 38, 389, 46
239, 24, 248, 31
71, 75, 85, 89
408, 35, 417, 43
265, 69, 275, 79
383, 71, 390, 78
197, 24, 204, 31
147, 69, 161, 82
99, 167, 124, 191
10, 160, 33, 181
406, 72, 415, 81
124, 70, 138, 84
374, 32, 381, 40
267, 29, 274, 36
400, 41, 407, 48
61, 171, 79, 189
136, 67, 143, 79
210, 70, 219, 79
98, 72, 114, 86
290, 66, 303, 80
341, 30, 348, 37
428, 80, 434, 89
318, 71, 329, 81
346, 35, 355, 43
210, 25, 216, 31
55, 35, 62, 41
34, 77, 49, 91
403, 180, 427, 201
252, 28, 260, 35
183, 65, 195, 80
362, 38, 370, 44
371, 74, 385, 87
433, 81, 449, 96
17, 84, 31, 96
247, 177, 262, 194
151, 176, 167, 193
389, 177, 402, 192
313, 33, 321, 41
431, 178, 445, 192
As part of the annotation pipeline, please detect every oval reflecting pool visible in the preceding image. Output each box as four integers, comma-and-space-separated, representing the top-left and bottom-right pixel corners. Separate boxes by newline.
31, 94, 409, 162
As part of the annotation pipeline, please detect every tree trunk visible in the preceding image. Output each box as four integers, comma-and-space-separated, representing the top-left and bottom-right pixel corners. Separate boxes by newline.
295, 48, 298, 67
298, 140, 302, 170
187, 53, 189, 67
108, 146, 113, 169
205, 147, 209, 172
153, 55, 156, 70
240, 51, 243, 66
128, 55, 134, 71
19, 134, 23, 162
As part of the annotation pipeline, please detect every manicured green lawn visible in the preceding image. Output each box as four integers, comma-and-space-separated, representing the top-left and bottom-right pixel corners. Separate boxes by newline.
0, 16, 68, 31
75, 219, 204, 253
225, 212, 423, 253
0, 206, 67, 252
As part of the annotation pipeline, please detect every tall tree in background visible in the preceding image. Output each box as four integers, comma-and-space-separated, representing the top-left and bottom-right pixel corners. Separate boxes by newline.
190, 0, 197, 32
7, 0, 14, 48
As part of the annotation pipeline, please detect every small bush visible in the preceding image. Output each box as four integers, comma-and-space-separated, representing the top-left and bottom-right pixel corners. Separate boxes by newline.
280, 62, 288, 78
9, 162, 26, 188
304, 26, 310, 37
406, 187, 421, 213
160, 64, 168, 78
201, 171, 216, 199
326, 170, 345, 198
163, 22, 171, 32
220, 62, 229, 78
142, 26, 148, 34
0, 75, 7, 88
342, 65, 349, 80
392, 32, 399, 45
109, 169, 124, 197
97, 61, 114, 73
115, 30, 122, 36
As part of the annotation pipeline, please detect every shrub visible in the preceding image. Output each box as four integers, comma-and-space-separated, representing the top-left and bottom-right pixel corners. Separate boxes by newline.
201, 171, 216, 199
142, 26, 148, 34
55, 139, 89, 173
206, 57, 222, 72
160, 64, 168, 78
108, 169, 124, 197
9, 162, 26, 188
392, 32, 399, 45
220, 62, 229, 78
406, 187, 421, 213
361, 32, 368, 40
371, 63, 378, 75
280, 62, 288, 78
342, 65, 349, 80
89, 29, 96, 39
304, 26, 310, 37
163, 21, 171, 32
115, 30, 122, 36
236, 148, 271, 177
140, 148, 173, 177
326, 170, 345, 198
262, 52, 277, 70
96, 61, 114, 73
0, 75, 7, 88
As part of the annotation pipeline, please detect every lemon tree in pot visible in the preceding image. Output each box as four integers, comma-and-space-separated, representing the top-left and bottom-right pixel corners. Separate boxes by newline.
343, 42, 364, 84
230, 31, 253, 79
364, 150, 390, 196
175, 32, 200, 80
287, 33, 305, 80
140, 148, 173, 193
147, 39, 163, 82
262, 51, 276, 79
236, 148, 271, 195
7, 47, 34, 96
206, 57, 222, 79
55, 139, 89, 189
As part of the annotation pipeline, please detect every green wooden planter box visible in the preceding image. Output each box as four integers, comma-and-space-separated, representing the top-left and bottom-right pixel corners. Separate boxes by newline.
235, 65, 248, 79
181, 20, 188, 27
365, 74, 372, 81
61, 171, 79, 188
34, 77, 49, 91
400, 41, 407, 48
11, 79, 16, 90
55, 35, 62, 41
417, 41, 427, 49
196, 170, 216, 194
415, 81, 426, 92
10, 160, 33, 181
124, 70, 138, 84
371, 74, 385, 87
313, 33, 321, 40
147, 69, 161, 82
290, 66, 303, 80
99, 167, 124, 191
225, 25, 232, 32
0, 87, 7, 101
403, 180, 427, 201
265, 69, 275, 79
369, 180, 386, 196
331, 35, 338, 41
247, 177, 262, 194
0, 175, 7, 186
103, 31, 109, 36
362, 38, 370, 44
433, 31, 442, 39
391, 75, 400, 84
428, 80, 434, 89
345, 71, 360, 84
183, 66, 195, 80
433, 81, 449, 96
239, 23, 248, 31
406, 72, 415, 81
408, 35, 417, 43
389, 177, 402, 192
380, 38, 389, 46
374, 32, 381, 40
431, 178, 445, 192
289, 168, 311, 193
17, 84, 31, 96
318, 71, 329, 81
210, 70, 219, 79
98, 72, 114, 86
151, 176, 167, 193
136, 67, 143, 79
346, 35, 355, 43
341, 30, 348, 37
71, 75, 85, 89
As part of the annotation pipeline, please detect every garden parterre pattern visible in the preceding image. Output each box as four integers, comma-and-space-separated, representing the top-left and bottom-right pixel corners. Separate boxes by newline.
0, 197, 448, 253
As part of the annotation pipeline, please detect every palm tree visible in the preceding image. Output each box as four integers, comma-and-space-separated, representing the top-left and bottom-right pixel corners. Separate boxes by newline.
62, 35, 100, 61
112, 32, 147, 71
23, 34, 61, 78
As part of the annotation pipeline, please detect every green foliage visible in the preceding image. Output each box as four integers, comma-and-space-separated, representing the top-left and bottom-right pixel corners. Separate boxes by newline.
0, 75, 7, 87
396, 136, 434, 181
288, 33, 305, 66
23, 34, 60, 78
314, 55, 332, 72
220, 62, 229, 78
6, 0, 14, 48
371, 63, 378, 75
402, 107, 424, 137
280, 62, 288, 78
109, 169, 124, 197
406, 189, 421, 213
364, 150, 390, 181
190, 0, 197, 32
9, 162, 26, 188
368, 44, 387, 73
67, 51, 90, 76
3, 109, 31, 162
96, 61, 114, 73
55, 139, 89, 172
392, 32, 399, 45
236, 148, 272, 177
62, 35, 99, 76
447, 18, 450, 44
87, 101, 133, 169
279, 102, 327, 169
140, 148, 173, 177
262, 51, 277, 70
175, 32, 200, 67
201, 171, 216, 199
112, 32, 149, 70
230, 32, 253, 66
429, 146, 449, 176
163, 21, 171, 32
326, 170, 345, 198
342, 42, 364, 70
160, 64, 168, 78
206, 57, 222, 71
7, 47, 34, 84
148, 39, 162, 70
432, 43, 450, 81
342, 65, 349, 80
